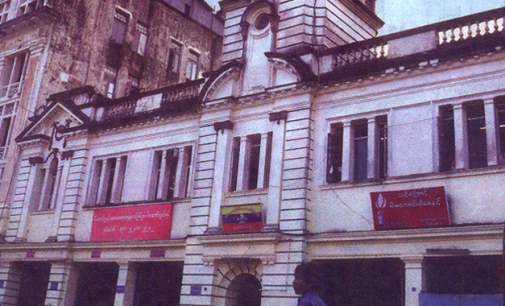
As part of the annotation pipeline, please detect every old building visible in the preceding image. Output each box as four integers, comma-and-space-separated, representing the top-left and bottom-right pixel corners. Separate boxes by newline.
1, 0, 504, 305
0, 0, 223, 223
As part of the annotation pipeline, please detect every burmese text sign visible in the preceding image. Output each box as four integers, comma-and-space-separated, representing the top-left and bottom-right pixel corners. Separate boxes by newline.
370, 187, 450, 230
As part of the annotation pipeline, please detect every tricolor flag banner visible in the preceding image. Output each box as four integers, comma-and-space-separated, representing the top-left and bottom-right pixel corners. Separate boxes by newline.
222, 204, 263, 233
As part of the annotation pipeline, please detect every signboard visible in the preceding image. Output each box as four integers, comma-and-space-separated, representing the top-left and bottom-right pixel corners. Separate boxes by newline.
370, 186, 450, 230
90, 203, 172, 241
221, 204, 263, 233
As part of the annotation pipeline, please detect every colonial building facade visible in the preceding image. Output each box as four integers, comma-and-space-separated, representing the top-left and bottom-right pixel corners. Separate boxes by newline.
1, 0, 504, 305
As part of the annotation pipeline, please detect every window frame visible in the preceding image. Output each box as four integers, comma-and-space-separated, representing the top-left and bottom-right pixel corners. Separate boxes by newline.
133, 22, 148, 56
186, 49, 200, 81
167, 40, 182, 76
0, 102, 16, 160
148, 145, 193, 201
1, 51, 29, 100
0, 0, 10, 24
30, 157, 60, 211
111, 9, 129, 43
87, 155, 128, 206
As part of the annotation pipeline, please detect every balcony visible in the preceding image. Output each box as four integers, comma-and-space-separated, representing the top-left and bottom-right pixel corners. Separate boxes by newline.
0, 0, 60, 36
100, 79, 204, 123
319, 7, 505, 82
0, 81, 23, 101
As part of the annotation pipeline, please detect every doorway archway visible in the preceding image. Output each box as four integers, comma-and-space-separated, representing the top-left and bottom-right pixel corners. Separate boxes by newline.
225, 273, 261, 306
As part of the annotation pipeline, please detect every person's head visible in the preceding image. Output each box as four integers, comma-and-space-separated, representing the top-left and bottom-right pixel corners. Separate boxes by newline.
293, 261, 321, 295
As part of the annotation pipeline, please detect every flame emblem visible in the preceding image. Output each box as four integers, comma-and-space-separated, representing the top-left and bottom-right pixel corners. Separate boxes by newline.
376, 193, 386, 209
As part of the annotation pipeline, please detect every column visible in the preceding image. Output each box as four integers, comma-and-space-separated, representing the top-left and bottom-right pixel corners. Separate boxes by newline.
48, 154, 72, 242
341, 121, 353, 181
484, 98, 499, 166
263, 112, 286, 232
44, 261, 79, 306
367, 117, 377, 180
0, 262, 21, 305
236, 137, 250, 190
114, 262, 137, 306
453, 103, 468, 169
206, 120, 234, 234
402, 256, 424, 306
111, 157, 125, 203
256, 133, 269, 189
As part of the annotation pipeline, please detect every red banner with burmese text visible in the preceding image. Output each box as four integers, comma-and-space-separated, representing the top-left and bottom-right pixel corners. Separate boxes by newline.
90, 203, 172, 241
371, 187, 450, 230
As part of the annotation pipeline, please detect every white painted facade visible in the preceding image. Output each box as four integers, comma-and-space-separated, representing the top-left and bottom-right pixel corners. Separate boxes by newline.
1, 0, 504, 305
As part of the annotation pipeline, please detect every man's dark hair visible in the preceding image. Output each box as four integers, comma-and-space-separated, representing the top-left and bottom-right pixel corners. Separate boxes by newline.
295, 261, 323, 290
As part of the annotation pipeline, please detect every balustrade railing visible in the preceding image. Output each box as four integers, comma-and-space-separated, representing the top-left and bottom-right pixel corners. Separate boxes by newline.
161, 81, 201, 107
0, 82, 22, 100
332, 39, 388, 70
102, 98, 137, 121
438, 15, 504, 45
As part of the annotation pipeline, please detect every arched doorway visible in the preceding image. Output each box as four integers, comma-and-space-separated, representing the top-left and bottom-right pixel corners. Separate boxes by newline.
225, 273, 261, 306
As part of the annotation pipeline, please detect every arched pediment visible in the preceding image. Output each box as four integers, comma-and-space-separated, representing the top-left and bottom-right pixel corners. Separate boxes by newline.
201, 61, 243, 102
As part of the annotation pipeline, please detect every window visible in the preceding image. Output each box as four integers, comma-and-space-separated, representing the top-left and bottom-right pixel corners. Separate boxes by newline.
1, 52, 28, 99
16, 0, 36, 17
133, 23, 148, 56
327, 115, 387, 183
88, 155, 128, 205
0, 1, 10, 24
112, 9, 129, 43
497, 99, 505, 164
104, 66, 118, 99
186, 50, 199, 81
327, 123, 343, 183
0, 102, 15, 160
353, 120, 368, 182
229, 133, 272, 192
125, 76, 140, 96
167, 40, 182, 75
149, 146, 193, 200
31, 158, 59, 210
377, 115, 388, 178
466, 102, 487, 169
439, 105, 455, 171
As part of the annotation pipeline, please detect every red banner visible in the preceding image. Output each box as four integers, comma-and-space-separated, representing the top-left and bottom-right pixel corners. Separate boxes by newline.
90, 203, 172, 241
370, 187, 450, 230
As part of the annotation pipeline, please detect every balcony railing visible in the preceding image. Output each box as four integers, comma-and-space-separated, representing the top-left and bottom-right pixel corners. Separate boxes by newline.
0, 82, 22, 100
325, 7, 505, 77
101, 80, 203, 122
438, 14, 504, 45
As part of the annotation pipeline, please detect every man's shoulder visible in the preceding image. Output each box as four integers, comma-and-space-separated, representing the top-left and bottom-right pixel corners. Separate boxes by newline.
298, 292, 326, 306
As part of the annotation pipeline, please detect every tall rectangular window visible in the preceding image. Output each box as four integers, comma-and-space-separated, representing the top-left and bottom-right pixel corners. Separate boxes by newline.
167, 40, 182, 75
133, 23, 148, 56
31, 158, 60, 210
104, 66, 118, 99
247, 134, 261, 190
16, 0, 36, 17
88, 156, 128, 206
377, 115, 388, 179
439, 105, 455, 172
0, 102, 15, 160
327, 123, 343, 183
1, 52, 28, 99
0, 1, 10, 24
466, 103, 487, 169
229, 137, 240, 192
497, 99, 505, 164
353, 120, 368, 182
112, 9, 129, 43
229, 133, 272, 192
186, 50, 199, 81
149, 146, 193, 200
